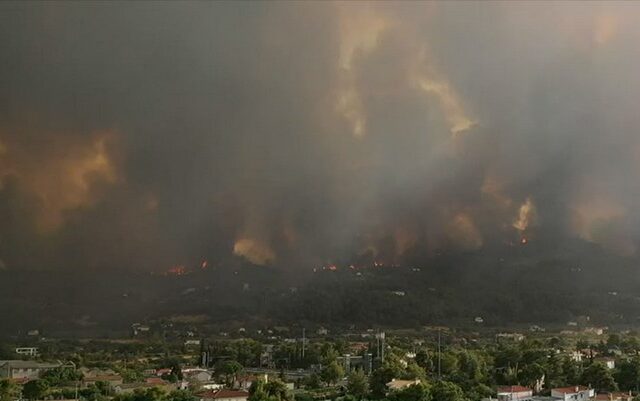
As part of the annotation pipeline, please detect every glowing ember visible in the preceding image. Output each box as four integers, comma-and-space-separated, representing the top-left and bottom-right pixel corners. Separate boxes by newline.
166, 265, 187, 276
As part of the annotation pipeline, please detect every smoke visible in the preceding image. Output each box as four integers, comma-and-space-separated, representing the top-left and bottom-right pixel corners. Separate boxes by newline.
1, 1, 640, 270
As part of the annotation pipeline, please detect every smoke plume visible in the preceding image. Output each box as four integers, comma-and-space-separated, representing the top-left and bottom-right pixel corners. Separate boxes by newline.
1, 1, 640, 271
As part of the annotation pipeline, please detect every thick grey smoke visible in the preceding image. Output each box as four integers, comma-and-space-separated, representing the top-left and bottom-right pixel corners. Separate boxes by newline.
1, 1, 639, 271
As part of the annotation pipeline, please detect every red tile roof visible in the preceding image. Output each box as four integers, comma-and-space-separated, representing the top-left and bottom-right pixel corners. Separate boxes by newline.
553, 386, 590, 394
497, 386, 531, 393
199, 389, 249, 399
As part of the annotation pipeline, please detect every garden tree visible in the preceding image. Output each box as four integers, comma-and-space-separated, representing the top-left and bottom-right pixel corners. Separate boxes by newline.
494, 345, 523, 384
464, 383, 493, 401
113, 387, 165, 401
581, 362, 617, 393
23, 379, 50, 400
616, 358, 640, 391
369, 364, 401, 399
80, 384, 109, 401
320, 343, 339, 364
264, 379, 293, 401
403, 363, 427, 381
248, 380, 268, 401
95, 381, 113, 396
439, 352, 460, 378
576, 339, 589, 350
519, 362, 545, 388
303, 373, 321, 390
235, 340, 263, 367
119, 368, 145, 383
321, 361, 344, 386
387, 383, 431, 401
607, 334, 622, 349
274, 343, 297, 369
561, 357, 582, 386
217, 360, 243, 386
41, 367, 82, 386
249, 378, 292, 401
414, 351, 433, 373
455, 351, 489, 385
346, 370, 368, 400
547, 337, 566, 349
162, 364, 183, 383
0, 380, 18, 401
544, 353, 567, 389
429, 381, 465, 401
171, 364, 183, 381
622, 337, 640, 355
166, 390, 195, 401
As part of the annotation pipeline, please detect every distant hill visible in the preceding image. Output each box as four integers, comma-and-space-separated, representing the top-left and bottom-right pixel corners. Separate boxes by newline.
1, 238, 639, 336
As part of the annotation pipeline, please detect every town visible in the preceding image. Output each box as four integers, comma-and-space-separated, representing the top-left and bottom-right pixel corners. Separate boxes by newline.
2, 321, 640, 401
3, 0, 640, 401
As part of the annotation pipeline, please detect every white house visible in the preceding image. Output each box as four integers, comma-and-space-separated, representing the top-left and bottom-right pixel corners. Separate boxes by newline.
594, 357, 616, 370
551, 386, 594, 401
496, 385, 533, 400
0, 360, 64, 380
15, 348, 38, 357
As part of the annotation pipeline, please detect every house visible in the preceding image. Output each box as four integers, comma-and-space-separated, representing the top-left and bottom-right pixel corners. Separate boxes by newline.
583, 327, 608, 336
496, 385, 533, 400
184, 369, 212, 383
594, 357, 615, 369
594, 392, 633, 401
569, 351, 584, 362
234, 374, 267, 391
197, 389, 249, 401
386, 379, 421, 391
15, 348, 38, 357
80, 368, 117, 377
0, 360, 64, 380
550, 386, 594, 401
201, 383, 225, 391
131, 323, 151, 336
337, 353, 373, 374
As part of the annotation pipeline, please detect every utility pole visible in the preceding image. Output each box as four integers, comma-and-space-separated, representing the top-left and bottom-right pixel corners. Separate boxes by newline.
302, 328, 306, 359
437, 329, 442, 380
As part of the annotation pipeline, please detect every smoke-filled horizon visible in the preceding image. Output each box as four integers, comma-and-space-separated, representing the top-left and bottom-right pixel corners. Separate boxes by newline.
1, 1, 639, 271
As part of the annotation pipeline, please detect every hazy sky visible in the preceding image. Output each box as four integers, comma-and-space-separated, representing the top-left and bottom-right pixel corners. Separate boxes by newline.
1, 1, 639, 271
